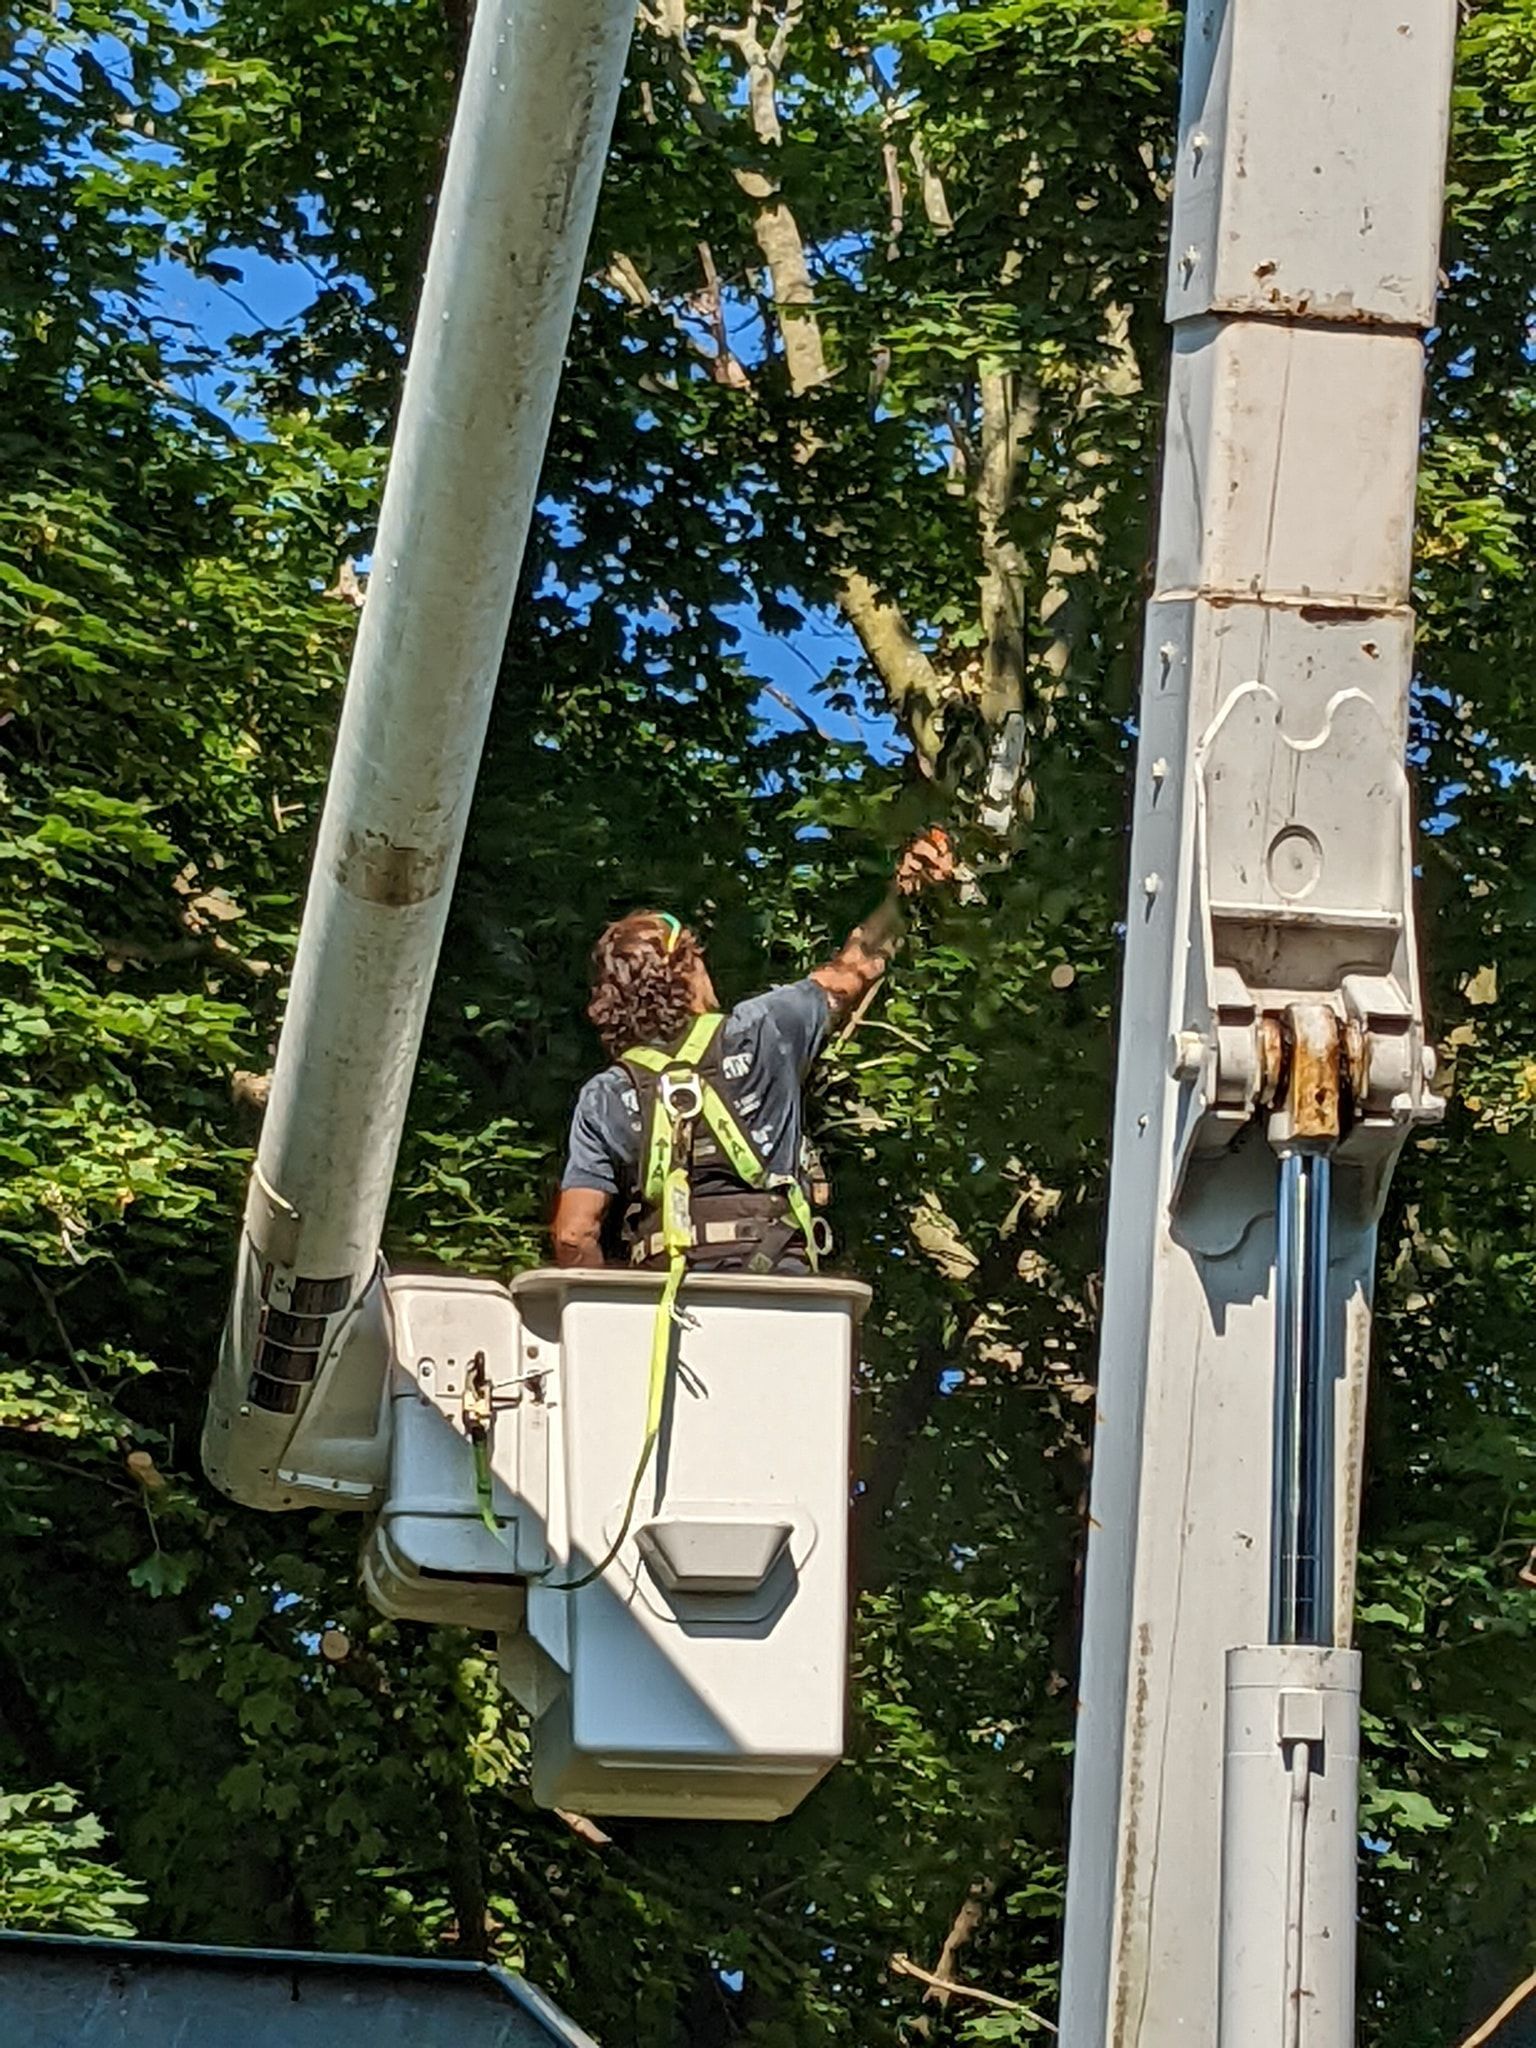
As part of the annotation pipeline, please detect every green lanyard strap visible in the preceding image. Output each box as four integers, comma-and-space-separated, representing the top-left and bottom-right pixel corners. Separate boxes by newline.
526, 1014, 819, 1594
537, 1060, 702, 1593
463, 1350, 514, 1548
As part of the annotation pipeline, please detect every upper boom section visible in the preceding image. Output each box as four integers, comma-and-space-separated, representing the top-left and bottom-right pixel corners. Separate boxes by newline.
205, 0, 634, 1504
258, 0, 632, 1289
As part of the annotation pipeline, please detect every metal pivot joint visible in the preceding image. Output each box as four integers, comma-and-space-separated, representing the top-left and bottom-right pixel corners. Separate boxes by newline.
1170, 686, 1444, 1215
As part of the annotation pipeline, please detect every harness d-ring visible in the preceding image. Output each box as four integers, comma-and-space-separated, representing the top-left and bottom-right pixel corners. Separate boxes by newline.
659, 1069, 703, 1123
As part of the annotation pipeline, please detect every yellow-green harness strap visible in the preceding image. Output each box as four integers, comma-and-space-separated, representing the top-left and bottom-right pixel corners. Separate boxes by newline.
625, 1042, 673, 1202
472, 1434, 505, 1543
698, 1084, 819, 1272
632, 1022, 819, 1271
543, 1255, 684, 1593
781, 1180, 821, 1272
544, 1020, 722, 1593
626, 1013, 720, 1198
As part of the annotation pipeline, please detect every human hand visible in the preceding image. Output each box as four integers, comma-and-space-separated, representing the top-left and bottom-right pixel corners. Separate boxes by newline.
894, 827, 956, 897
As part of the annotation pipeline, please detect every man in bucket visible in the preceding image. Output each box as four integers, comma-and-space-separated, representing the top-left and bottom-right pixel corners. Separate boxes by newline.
552, 832, 955, 1274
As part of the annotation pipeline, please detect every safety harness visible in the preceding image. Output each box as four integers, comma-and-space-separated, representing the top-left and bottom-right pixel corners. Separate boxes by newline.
520, 1013, 818, 1591
620, 1011, 821, 1278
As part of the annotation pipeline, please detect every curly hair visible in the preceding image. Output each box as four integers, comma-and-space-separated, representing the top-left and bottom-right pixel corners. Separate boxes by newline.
587, 912, 704, 1058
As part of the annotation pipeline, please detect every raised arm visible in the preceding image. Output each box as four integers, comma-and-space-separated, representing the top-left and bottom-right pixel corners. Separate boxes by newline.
810, 829, 956, 1020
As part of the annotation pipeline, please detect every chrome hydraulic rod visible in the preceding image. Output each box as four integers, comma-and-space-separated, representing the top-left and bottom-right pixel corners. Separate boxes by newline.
1271, 1151, 1334, 1647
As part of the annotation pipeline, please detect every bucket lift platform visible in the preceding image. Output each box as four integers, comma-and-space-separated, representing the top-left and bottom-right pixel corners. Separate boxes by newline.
507, 1270, 862, 1820
208, 1266, 867, 1820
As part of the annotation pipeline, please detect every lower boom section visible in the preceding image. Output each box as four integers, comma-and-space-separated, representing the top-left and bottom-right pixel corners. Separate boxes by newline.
1061, 0, 1454, 2033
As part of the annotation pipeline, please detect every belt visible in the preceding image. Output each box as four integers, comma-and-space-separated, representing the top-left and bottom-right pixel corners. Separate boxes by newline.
630, 1215, 799, 1263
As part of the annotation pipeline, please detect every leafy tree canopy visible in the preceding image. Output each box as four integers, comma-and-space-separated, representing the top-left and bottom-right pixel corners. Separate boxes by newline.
3, 2, 1536, 2041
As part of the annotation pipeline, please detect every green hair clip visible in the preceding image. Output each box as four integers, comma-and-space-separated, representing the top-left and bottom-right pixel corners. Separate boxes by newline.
656, 912, 682, 954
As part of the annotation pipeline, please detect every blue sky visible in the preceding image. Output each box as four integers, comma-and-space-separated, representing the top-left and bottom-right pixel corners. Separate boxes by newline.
146, 243, 900, 761
7, 10, 900, 760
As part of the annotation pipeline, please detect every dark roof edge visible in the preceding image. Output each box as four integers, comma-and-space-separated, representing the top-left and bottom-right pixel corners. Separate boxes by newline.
0, 1929, 601, 2047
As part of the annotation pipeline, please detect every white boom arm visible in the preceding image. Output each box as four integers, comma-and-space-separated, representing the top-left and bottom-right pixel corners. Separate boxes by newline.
198, 0, 861, 1828
204, 0, 635, 1508
1060, 4, 1455, 2043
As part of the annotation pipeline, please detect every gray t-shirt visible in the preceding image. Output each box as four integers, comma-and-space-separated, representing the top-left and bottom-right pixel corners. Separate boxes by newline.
561, 979, 833, 1202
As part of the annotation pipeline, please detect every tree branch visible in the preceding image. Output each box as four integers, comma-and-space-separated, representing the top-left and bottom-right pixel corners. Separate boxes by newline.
694, 239, 750, 387
734, 168, 829, 392
860, 50, 954, 236
835, 571, 948, 770
1033, 303, 1141, 693
976, 367, 1040, 731
730, 156, 951, 765
910, 133, 955, 233
761, 680, 830, 739
971, 365, 1043, 831
637, 0, 727, 136
100, 933, 272, 978
890, 1949, 1056, 2028
879, 139, 905, 259
25, 1264, 96, 1391
604, 251, 652, 308
922, 1877, 996, 2008
976, 308, 1140, 837
711, 1, 803, 145
646, 6, 953, 769
1456, 1968, 1536, 2048
230, 1069, 271, 1114
438, 1771, 490, 1961
764, 0, 803, 76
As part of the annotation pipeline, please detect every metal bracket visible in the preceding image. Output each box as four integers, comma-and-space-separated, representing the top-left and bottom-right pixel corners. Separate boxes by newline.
1170, 683, 1442, 1205
660, 1070, 704, 1123
460, 1347, 537, 1429
463, 1349, 493, 1442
